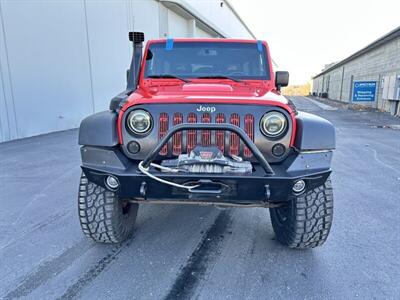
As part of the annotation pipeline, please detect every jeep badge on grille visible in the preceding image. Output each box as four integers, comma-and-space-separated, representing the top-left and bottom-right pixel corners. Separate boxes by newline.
197, 105, 216, 113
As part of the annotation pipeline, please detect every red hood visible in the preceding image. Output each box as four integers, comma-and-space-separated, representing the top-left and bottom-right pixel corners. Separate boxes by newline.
120, 81, 291, 112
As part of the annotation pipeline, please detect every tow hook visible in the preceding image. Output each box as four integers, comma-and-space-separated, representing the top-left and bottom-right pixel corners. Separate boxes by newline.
140, 181, 147, 199
186, 179, 229, 194
265, 184, 271, 200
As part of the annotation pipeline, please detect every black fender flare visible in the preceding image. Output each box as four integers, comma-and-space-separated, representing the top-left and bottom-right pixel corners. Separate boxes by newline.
79, 111, 118, 147
294, 111, 335, 151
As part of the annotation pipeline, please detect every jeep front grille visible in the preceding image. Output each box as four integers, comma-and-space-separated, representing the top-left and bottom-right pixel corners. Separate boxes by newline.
158, 112, 254, 158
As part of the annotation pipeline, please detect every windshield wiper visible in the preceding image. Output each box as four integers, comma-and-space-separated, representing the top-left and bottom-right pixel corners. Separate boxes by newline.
147, 74, 190, 83
196, 75, 242, 82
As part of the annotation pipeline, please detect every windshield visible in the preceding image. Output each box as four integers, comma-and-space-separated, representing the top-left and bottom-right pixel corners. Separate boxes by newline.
144, 42, 270, 80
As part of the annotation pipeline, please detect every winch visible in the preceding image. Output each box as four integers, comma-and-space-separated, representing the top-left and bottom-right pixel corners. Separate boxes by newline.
160, 146, 253, 174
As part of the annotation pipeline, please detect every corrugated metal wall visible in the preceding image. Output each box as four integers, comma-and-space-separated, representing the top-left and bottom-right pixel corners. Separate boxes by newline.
0, 0, 252, 142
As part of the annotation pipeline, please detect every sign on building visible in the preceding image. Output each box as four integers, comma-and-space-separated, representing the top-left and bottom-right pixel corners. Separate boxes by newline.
352, 81, 376, 101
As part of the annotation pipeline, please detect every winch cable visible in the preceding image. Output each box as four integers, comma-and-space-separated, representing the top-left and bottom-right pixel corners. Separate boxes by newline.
138, 161, 200, 190
148, 162, 180, 173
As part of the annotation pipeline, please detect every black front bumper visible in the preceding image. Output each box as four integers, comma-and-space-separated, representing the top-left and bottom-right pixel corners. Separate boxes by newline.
81, 122, 332, 205
81, 146, 332, 204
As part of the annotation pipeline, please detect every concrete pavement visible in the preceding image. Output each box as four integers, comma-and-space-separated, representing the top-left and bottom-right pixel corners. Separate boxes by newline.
0, 96, 399, 299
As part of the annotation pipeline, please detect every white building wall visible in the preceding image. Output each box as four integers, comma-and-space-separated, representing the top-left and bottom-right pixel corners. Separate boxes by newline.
167, 9, 190, 38
196, 27, 212, 38
0, 0, 253, 142
0, 1, 94, 140
184, 0, 254, 38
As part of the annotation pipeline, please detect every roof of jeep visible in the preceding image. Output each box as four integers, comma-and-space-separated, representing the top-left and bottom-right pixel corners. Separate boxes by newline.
147, 38, 261, 44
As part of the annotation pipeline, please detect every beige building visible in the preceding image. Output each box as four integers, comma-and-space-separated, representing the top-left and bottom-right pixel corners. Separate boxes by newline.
312, 27, 400, 116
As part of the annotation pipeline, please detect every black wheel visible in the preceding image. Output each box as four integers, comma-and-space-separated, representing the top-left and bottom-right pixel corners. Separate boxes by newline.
270, 178, 333, 249
78, 172, 138, 243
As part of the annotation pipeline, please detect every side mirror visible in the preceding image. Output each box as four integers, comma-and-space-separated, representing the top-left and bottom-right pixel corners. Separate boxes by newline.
275, 71, 289, 90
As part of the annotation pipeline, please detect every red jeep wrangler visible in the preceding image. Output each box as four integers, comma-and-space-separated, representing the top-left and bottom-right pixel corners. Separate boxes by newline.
78, 32, 335, 249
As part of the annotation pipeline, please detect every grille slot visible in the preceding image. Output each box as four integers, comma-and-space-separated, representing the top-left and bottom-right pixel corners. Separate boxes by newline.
229, 113, 240, 156
186, 113, 197, 153
158, 112, 254, 157
215, 113, 225, 153
159, 113, 169, 156
172, 113, 183, 155
201, 113, 211, 146
244, 114, 254, 157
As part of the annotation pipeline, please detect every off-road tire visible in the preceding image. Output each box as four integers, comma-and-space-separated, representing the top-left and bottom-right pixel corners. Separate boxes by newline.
270, 178, 333, 249
78, 172, 138, 243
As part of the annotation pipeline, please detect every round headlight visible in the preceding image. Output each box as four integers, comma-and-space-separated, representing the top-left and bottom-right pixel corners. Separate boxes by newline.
127, 109, 152, 134
261, 111, 287, 137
